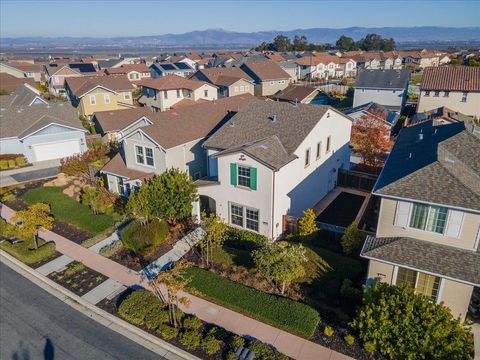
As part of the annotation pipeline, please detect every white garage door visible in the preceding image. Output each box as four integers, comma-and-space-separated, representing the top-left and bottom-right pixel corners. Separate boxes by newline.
32, 139, 81, 162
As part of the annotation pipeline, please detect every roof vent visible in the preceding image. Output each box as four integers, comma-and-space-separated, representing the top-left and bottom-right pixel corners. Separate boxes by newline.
408, 152, 413, 159
418, 133, 423, 140
230, 121, 235, 127
271, 115, 277, 123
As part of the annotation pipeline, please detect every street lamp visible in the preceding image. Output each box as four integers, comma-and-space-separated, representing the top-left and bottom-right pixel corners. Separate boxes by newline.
34, 224, 41, 249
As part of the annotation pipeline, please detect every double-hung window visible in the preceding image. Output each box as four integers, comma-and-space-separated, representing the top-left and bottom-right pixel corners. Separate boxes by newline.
461, 92, 468, 102
230, 204, 244, 227
176, 89, 181, 98
164, 91, 168, 99
444, 91, 450, 97
204, 89, 208, 97
135, 145, 144, 164
396, 267, 441, 301
230, 203, 259, 232
238, 166, 251, 187
135, 145, 155, 167
145, 147, 154, 166
246, 208, 259, 231
89, 95, 96, 105
124, 92, 131, 100
104, 94, 110, 104
409, 203, 447, 234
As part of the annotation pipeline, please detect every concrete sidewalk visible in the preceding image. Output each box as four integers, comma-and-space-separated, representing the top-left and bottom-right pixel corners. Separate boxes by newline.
1, 204, 352, 360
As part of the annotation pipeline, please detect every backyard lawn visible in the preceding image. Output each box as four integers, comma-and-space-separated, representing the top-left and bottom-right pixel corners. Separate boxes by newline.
22, 187, 114, 235
316, 192, 366, 228
184, 266, 320, 338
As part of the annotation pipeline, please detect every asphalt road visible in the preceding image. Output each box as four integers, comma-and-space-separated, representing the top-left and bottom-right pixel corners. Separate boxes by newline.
0, 262, 165, 360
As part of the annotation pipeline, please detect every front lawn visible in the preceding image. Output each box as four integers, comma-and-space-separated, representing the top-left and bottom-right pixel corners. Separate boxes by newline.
22, 187, 114, 235
0, 239, 57, 266
184, 266, 320, 338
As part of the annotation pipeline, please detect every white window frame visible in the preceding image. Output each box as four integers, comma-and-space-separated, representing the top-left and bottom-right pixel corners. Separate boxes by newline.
89, 95, 96, 105
204, 89, 208, 97
135, 145, 155, 167
123, 92, 131, 100
234, 86, 239, 92
316, 141, 322, 160
237, 165, 251, 188
239, 85, 245, 92
104, 94, 110, 104
408, 203, 448, 235
393, 266, 442, 302
270, 81, 274, 85
245, 85, 249, 91
461, 92, 468, 102
305, 148, 311, 167
326, 136, 331, 153
229, 202, 260, 233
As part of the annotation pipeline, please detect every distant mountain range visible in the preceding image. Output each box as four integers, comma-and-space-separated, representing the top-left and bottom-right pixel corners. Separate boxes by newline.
2, 27, 480, 48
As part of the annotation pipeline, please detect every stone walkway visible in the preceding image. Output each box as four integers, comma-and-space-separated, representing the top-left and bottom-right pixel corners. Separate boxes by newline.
36, 254, 74, 276
82, 278, 126, 305
1, 204, 352, 360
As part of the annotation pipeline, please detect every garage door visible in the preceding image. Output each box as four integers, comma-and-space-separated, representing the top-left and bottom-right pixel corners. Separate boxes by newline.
32, 139, 81, 162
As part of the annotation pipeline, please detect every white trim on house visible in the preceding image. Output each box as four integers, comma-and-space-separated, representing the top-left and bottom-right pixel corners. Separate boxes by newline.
28, 96, 48, 106
78, 85, 122, 98
119, 128, 166, 152
118, 116, 154, 135
19, 122, 87, 140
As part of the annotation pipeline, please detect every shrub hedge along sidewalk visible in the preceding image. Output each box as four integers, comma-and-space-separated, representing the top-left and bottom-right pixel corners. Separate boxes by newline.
22, 187, 114, 235
184, 267, 320, 338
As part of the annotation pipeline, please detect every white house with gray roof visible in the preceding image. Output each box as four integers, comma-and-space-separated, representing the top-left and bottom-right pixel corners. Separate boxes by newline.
361, 120, 480, 321
196, 100, 352, 239
0, 84, 87, 162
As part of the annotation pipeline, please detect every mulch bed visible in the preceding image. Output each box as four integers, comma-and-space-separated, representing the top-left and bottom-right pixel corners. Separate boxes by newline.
48, 261, 107, 297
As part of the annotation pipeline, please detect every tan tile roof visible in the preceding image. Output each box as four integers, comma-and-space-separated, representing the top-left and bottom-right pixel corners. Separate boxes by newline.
138, 74, 210, 91
140, 94, 255, 149
242, 61, 291, 81
94, 107, 154, 132
295, 54, 340, 66
105, 64, 150, 75
421, 66, 480, 91
66, 75, 134, 97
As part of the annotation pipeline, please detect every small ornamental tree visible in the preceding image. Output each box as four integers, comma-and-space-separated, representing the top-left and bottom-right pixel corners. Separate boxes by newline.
253, 242, 307, 294
350, 110, 393, 167
200, 211, 228, 266
126, 185, 150, 226
298, 208, 318, 237
12, 203, 54, 246
351, 282, 474, 359
341, 223, 363, 256
146, 169, 198, 225
60, 144, 109, 182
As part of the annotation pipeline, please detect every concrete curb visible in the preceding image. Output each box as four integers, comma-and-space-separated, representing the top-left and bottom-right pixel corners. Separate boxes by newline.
0, 250, 200, 360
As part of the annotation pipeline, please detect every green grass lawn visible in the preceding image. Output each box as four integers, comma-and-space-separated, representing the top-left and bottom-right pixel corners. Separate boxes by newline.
0, 239, 56, 265
184, 267, 320, 338
22, 187, 114, 235
210, 246, 254, 268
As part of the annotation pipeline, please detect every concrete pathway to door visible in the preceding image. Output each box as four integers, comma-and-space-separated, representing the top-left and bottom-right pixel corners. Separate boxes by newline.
1, 204, 352, 360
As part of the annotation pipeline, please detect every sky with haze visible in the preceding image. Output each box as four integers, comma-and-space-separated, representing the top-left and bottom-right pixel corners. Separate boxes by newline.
1, 0, 479, 38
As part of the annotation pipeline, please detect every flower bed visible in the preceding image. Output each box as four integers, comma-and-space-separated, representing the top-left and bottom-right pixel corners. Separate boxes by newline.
48, 261, 107, 296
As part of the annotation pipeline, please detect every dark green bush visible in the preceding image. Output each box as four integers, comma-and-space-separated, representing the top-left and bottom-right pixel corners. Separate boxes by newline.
224, 227, 267, 250
183, 316, 203, 331
145, 307, 170, 330
201, 335, 222, 355
184, 267, 320, 338
179, 330, 202, 350
248, 340, 288, 360
157, 324, 179, 340
118, 290, 162, 326
340, 278, 363, 305
208, 326, 228, 340
121, 219, 169, 254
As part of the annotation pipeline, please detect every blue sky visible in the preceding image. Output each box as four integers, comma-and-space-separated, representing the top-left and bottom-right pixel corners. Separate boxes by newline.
1, 0, 479, 37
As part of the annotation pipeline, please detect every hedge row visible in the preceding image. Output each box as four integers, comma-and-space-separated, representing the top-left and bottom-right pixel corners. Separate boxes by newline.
184, 267, 320, 338
0, 156, 27, 170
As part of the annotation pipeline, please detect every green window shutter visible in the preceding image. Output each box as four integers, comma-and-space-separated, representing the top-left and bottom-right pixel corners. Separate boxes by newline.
250, 167, 257, 190
230, 163, 237, 186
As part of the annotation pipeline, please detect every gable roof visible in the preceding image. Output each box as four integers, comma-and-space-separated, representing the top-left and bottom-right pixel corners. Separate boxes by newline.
191, 67, 253, 85
138, 74, 211, 91
361, 236, 480, 286
105, 63, 150, 75
93, 107, 154, 133
274, 85, 320, 103
241, 61, 291, 81
66, 75, 134, 97
421, 66, 480, 92
203, 101, 340, 170
344, 102, 399, 125
151, 62, 193, 73
355, 69, 410, 89
0, 73, 36, 91
374, 121, 480, 211
130, 94, 255, 149
0, 84, 84, 138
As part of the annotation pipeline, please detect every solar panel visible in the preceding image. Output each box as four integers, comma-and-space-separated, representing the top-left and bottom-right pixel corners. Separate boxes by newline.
161, 64, 176, 70
174, 62, 191, 70
69, 63, 96, 73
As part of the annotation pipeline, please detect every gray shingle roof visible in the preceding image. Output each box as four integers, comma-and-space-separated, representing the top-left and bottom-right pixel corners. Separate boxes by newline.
354, 69, 410, 90
361, 236, 480, 286
203, 100, 333, 169
374, 121, 480, 211
0, 84, 83, 138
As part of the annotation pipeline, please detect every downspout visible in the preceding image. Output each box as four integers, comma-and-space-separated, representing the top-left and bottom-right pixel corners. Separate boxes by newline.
271, 170, 276, 240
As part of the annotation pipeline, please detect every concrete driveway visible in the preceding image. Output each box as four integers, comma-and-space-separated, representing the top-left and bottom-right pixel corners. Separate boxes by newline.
0, 159, 60, 187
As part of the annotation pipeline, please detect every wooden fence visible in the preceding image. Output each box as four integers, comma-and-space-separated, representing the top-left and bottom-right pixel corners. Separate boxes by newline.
337, 168, 378, 192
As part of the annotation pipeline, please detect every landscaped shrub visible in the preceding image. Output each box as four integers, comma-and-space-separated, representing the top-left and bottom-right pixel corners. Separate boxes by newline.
248, 340, 288, 360
183, 316, 203, 331
121, 219, 169, 255
15, 156, 26, 167
145, 307, 170, 330
208, 326, 228, 341
341, 223, 364, 256
229, 335, 245, 350
226, 352, 237, 360
184, 267, 320, 338
340, 278, 363, 305
344, 334, 355, 346
363, 341, 376, 354
81, 185, 119, 215
179, 330, 202, 350
118, 290, 162, 326
225, 227, 267, 250
8, 159, 15, 168
298, 208, 318, 237
351, 282, 474, 359
201, 335, 222, 355
0, 160, 8, 170
157, 324, 179, 340
323, 325, 334, 337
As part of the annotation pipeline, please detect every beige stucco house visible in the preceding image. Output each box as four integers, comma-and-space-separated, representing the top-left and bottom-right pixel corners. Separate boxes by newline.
189, 68, 255, 97
361, 120, 480, 321
418, 66, 480, 117
240, 61, 291, 96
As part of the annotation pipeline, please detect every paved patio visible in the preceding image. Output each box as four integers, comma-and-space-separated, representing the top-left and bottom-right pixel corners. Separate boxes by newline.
1, 204, 353, 360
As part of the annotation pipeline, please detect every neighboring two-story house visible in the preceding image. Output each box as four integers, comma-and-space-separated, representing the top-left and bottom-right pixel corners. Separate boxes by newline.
196, 101, 352, 239
104, 64, 151, 85
189, 68, 254, 97
150, 62, 195, 78
65, 75, 135, 118
417, 66, 480, 117
44, 63, 97, 96
100, 95, 255, 196
0, 62, 43, 82
353, 69, 410, 113
361, 121, 480, 321
240, 61, 292, 96
138, 75, 218, 112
